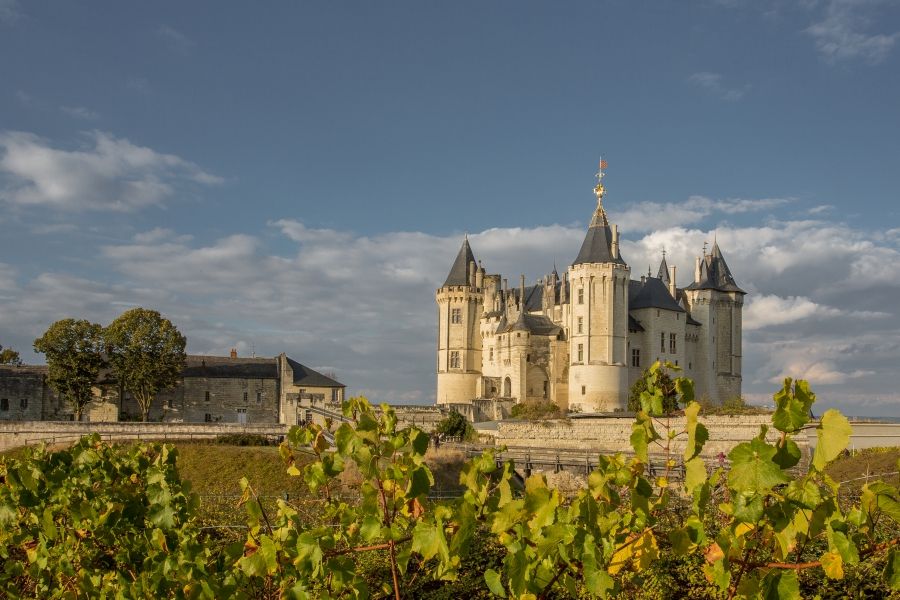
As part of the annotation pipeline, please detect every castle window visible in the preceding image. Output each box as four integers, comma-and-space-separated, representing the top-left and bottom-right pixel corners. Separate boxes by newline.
204, 413, 212, 422
689, 362, 692, 370
332, 388, 339, 402
451, 308, 462, 324
578, 288, 584, 304
256, 391, 262, 404
489, 347, 494, 361
20, 398, 28, 410
581, 386, 586, 395
0, 398, 7, 411
450, 351, 460, 369
205, 391, 210, 402
670, 333, 677, 354
660, 333, 666, 353
577, 317, 583, 334
243, 391, 248, 403
577, 344, 584, 362
631, 348, 640, 368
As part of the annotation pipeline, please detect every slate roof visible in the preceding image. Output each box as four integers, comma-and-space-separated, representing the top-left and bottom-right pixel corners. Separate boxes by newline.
495, 312, 561, 336
657, 256, 670, 286
628, 314, 645, 332
182, 355, 278, 379
685, 243, 745, 294
629, 277, 685, 313
286, 357, 345, 388
443, 238, 476, 287
572, 206, 626, 266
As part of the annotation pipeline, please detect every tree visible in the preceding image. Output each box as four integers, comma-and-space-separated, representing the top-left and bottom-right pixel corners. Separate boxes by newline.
0, 343, 21, 366
32, 319, 104, 421
434, 409, 474, 440
103, 308, 186, 422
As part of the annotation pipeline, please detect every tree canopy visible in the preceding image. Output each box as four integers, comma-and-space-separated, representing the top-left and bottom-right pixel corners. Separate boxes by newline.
0, 344, 21, 366
103, 308, 186, 422
32, 319, 104, 420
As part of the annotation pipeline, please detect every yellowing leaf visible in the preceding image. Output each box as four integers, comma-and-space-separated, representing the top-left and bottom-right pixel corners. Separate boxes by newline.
813, 410, 852, 471
822, 551, 844, 579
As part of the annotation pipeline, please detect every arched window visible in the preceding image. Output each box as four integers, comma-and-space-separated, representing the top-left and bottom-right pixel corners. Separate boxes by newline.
503, 377, 512, 398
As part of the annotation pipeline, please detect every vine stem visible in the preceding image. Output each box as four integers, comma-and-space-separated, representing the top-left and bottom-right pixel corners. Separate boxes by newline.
325, 536, 413, 558
732, 536, 900, 571
537, 562, 569, 600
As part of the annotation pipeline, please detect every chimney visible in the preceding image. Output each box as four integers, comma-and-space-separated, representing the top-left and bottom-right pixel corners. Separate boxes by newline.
611, 225, 619, 260
669, 265, 677, 298
520, 274, 526, 310
694, 256, 701, 283
469, 261, 477, 287
475, 265, 484, 289
230, 348, 237, 359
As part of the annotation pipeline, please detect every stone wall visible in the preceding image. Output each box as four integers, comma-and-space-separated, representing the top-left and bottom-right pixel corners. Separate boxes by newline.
497, 415, 789, 457
0, 421, 288, 452
0, 368, 50, 421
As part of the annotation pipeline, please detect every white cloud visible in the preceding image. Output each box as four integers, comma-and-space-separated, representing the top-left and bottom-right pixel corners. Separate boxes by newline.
806, 0, 899, 64
0, 130, 222, 211
156, 25, 194, 54
60, 105, 100, 120
743, 294, 888, 330
687, 72, 751, 101
0, 0, 20, 24
611, 195, 787, 233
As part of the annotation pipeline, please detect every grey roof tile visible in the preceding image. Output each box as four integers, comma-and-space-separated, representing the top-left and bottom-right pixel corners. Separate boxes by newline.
443, 238, 476, 287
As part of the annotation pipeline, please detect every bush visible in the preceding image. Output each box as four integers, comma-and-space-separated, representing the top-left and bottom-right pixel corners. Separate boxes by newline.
509, 400, 562, 420
699, 395, 770, 415
214, 433, 276, 446
434, 410, 474, 440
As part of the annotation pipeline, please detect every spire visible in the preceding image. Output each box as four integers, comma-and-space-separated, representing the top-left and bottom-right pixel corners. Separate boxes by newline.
442, 238, 477, 287
657, 251, 670, 285
572, 158, 626, 266
685, 240, 745, 294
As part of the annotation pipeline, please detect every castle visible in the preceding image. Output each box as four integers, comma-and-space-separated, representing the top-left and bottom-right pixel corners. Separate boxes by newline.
436, 164, 745, 412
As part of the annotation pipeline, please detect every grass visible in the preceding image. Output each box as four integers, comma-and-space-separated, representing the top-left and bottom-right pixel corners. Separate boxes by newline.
174, 444, 311, 498
827, 447, 900, 493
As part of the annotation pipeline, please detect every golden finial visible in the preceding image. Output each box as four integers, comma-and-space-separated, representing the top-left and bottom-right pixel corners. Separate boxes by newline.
593, 157, 608, 207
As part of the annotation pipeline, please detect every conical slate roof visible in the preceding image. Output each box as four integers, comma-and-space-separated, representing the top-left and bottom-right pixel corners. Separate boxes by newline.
572, 206, 626, 266
686, 242, 745, 294
443, 238, 476, 287
657, 255, 670, 286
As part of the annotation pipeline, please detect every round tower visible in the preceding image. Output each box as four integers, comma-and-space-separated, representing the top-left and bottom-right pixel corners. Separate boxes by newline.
436, 238, 483, 405
567, 160, 630, 412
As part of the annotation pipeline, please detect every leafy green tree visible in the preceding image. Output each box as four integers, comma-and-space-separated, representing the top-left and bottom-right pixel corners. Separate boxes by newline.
0, 343, 21, 366
103, 308, 186, 422
32, 319, 104, 421
509, 400, 561, 420
435, 409, 474, 439
627, 364, 678, 413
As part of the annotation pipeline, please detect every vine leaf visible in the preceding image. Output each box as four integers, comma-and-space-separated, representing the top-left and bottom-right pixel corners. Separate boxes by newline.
484, 569, 507, 597
727, 438, 789, 493
812, 409, 852, 471
772, 378, 815, 433
821, 551, 844, 579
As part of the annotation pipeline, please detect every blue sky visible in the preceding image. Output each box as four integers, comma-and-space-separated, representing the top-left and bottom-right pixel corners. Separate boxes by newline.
1, 1, 899, 415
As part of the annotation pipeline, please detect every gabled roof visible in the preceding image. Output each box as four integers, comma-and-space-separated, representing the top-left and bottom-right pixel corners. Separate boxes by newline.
572, 206, 626, 266
286, 357, 345, 388
629, 277, 686, 313
685, 242, 745, 294
443, 238, 476, 287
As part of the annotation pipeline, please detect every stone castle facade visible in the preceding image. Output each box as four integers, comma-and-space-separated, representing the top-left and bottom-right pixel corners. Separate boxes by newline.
436, 167, 744, 412
0, 352, 345, 425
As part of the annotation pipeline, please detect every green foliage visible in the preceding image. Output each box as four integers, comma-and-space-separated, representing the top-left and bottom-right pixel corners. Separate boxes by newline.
627, 365, 678, 413
435, 409, 475, 440
509, 400, 562, 420
0, 435, 221, 598
103, 307, 187, 422
214, 433, 277, 446
32, 319, 104, 420
700, 395, 770, 416
0, 343, 21, 366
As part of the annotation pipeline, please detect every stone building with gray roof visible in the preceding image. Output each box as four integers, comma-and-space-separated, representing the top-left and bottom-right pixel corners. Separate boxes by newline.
436, 166, 744, 412
0, 351, 345, 424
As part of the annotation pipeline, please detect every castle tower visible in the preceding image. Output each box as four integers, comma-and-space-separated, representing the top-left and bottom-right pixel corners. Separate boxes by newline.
567, 159, 631, 412
436, 238, 483, 405
683, 241, 745, 403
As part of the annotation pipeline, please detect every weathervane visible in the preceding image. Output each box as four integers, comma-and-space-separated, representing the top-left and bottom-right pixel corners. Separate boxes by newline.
593, 157, 608, 207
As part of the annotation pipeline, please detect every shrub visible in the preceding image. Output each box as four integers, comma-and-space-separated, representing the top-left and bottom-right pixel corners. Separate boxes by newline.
214, 433, 276, 446
434, 409, 474, 440
509, 400, 562, 420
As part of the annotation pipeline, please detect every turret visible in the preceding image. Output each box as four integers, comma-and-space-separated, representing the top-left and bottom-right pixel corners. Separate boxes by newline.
436, 237, 483, 405
567, 158, 631, 412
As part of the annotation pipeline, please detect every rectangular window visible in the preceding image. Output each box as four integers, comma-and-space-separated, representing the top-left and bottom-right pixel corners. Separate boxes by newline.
450, 351, 460, 369
256, 391, 262, 404
631, 348, 641, 368
577, 316, 583, 334
0, 398, 7, 411
332, 388, 339, 402
581, 386, 586, 395
205, 391, 210, 402
204, 413, 212, 422
578, 288, 584, 304
489, 347, 494, 361
305, 409, 313, 424
660, 332, 666, 353
670, 333, 677, 354
450, 308, 462, 324
243, 391, 248, 403
20, 398, 27, 410
577, 343, 584, 362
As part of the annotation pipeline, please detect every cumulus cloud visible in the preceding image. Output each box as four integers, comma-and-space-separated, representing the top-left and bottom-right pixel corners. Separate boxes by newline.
2, 209, 900, 414
611, 196, 788, 233
0, 130, 222, 211
806, 0, 899, 64
687, 72, 751, 101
